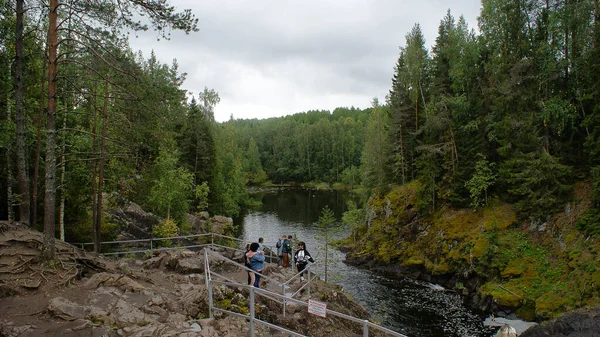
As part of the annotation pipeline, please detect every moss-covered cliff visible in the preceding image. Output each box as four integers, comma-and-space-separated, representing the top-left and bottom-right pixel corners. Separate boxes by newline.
341, 182, 600, 321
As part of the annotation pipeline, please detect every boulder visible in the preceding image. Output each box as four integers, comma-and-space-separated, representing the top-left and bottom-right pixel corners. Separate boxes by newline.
174, 256, 205, 274
84, 272, 145, 292
143, 251, 174, 269
495, 324, 517, 337
106, 298, 153, 328
178, 285, 209, 318
210, 216, 233, 235
108, 202, 160, 240
48, 297, 88, 321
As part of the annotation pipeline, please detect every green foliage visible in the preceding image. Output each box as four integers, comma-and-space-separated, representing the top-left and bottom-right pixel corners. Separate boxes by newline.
361, 98, 391, 190
340, 165, 361, 188
148, 142, 194, 221
243, 137, 268, 185
465, 155, 497, 208
341, 200, 364, 243
500, 151, 572, 217
316, 205, 339, 282
152, 219, 179, 247
194, 182, 210, 212
576, 208, 600, 237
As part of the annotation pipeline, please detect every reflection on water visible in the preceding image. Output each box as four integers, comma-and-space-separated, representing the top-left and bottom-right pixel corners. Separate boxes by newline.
235, 188, 495, 337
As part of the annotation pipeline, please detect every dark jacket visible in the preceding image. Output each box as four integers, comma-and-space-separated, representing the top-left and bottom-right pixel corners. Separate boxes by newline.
282, 239, 291, 254
294, 249, 314, 265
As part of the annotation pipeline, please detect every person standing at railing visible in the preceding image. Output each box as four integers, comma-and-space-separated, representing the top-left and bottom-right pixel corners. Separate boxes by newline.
276, 235, 285, 266
244, 243, 253, 285
281, 235, 291, 268
257, 237, 264, 252
247, 242, 265, 288
294, 241, 315, 282
287, 235, 295, 271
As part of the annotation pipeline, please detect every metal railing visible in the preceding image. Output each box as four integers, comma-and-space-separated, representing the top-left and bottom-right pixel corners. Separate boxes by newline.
71, 232, 278, 262
203, 248, 408, 337
72, 234, 408, 336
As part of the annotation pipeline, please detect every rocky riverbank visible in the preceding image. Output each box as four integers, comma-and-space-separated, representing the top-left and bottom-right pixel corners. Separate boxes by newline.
0, 221, 377, 337
339, 182, 600, 336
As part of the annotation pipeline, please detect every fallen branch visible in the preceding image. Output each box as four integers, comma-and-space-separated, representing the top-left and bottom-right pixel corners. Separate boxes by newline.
498, 285, 520, 297
40, 270, 49, 283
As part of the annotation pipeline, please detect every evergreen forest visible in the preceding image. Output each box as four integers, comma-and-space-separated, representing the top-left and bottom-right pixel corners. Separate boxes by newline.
1, 0, 600, 267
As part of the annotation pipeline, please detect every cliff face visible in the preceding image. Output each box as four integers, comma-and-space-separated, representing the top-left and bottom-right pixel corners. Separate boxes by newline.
341, 182, 600, 321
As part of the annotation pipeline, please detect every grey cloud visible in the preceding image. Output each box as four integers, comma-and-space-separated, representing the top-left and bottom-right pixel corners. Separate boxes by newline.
129, 0, 481, 121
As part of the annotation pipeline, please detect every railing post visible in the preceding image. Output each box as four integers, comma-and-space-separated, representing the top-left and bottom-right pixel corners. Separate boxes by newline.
205, 249, 214, 319
150, 238, 153, 254
363, 320, 369, 337
282, 284, 286, 317
211, 233, 214, 249
249, 286, 255, 337
307, 268, 311, 297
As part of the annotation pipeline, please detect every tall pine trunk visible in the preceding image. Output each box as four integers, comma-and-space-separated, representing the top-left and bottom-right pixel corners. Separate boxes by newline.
6, 150, 13, 221
595, 0, 599, 50
59, 101, 67, 241
6, 63, 14, 222
43, 0, 58, 260
94, 82, 109, 253
32, 58, 46, 228
399, 118, 406, 184
14, 0, 30, 226
91, 84, 98, 251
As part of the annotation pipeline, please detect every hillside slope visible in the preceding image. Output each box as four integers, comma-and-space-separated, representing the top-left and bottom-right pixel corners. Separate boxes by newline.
0, 221, 374, 337
341, 182, 600, 321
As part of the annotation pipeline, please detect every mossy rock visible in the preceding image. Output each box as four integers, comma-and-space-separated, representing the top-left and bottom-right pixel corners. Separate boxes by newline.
501, 258, 534, 278
432, 261, 450, 274
481, 283, 523, 307
472, 237, 489, 259
515, 299, 536, 321
535, 291, 577, 318
404, 257, 424, 266
481, 203, 517, 231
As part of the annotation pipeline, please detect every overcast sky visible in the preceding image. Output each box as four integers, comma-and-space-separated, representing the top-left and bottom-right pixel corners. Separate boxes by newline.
128, 0, 482, 122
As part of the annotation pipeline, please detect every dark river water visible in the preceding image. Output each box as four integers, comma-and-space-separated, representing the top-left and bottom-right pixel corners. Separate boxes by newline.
234, 187, 496, 337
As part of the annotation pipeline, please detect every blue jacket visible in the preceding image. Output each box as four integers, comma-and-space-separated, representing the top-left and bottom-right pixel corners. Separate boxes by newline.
248, 252, 265, 271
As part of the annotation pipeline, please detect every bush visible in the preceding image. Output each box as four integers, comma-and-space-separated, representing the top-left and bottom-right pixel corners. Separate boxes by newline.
152, 219, 179, 247
576, 208, 600, 237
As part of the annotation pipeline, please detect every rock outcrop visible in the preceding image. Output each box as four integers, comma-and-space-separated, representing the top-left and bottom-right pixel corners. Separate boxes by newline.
0, 221, 374, 337
520, 306, 600, 337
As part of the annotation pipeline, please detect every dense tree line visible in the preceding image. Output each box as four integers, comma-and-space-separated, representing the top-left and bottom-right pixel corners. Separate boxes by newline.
229, 0, 600, 234
0, 0, 249, 255
232, 107, 369, 186
382, 0, 600, 231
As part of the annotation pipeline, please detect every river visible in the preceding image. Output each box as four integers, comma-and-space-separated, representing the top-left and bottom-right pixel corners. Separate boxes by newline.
234, 187, 496, 337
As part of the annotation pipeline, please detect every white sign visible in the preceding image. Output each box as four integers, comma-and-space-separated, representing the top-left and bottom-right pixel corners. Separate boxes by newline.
307, 299, 327, 318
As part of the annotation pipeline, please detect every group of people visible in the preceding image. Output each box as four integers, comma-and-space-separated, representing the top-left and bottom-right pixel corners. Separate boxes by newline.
244, 235, 315, 288
276, 235, 315, 282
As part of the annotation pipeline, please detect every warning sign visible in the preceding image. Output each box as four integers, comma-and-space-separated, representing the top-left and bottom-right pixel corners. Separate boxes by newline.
307, 299, 327, 318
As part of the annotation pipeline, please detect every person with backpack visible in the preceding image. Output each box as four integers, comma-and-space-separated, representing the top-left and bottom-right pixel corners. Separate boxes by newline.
281, 235, 291, 268
276, 235, 285, 266
294, 241, 315, 281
